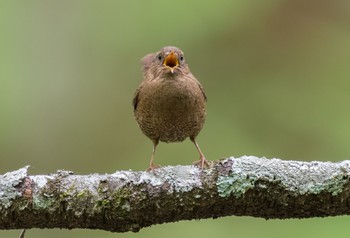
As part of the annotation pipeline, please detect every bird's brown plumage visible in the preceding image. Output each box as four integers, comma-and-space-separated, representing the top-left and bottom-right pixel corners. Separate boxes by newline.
133, 46, 208, 170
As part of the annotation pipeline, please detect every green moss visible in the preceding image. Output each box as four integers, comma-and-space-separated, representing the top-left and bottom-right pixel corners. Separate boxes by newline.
111, 189, 132, 210
77, 190, 90, 198
93, 199, 110, 212
217, 173, 257, 198
92, 185, 134, 214
62, 184, 76, 197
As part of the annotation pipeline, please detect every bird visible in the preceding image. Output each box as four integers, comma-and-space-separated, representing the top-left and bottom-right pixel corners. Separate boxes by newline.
133, 46, 208, 171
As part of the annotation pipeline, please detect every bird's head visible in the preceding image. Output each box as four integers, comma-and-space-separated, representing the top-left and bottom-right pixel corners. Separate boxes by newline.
154, 46, 187, 74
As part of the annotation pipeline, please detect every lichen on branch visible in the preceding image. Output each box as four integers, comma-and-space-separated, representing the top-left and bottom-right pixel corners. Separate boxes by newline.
1, 156, 350, 233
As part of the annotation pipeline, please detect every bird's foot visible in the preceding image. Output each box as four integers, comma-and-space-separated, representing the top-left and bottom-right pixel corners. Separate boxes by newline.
193, 157, 210, 169
146, 163, 162, 172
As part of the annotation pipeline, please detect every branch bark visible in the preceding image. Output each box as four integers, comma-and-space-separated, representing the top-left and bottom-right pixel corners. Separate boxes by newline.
1, 156, 350, 232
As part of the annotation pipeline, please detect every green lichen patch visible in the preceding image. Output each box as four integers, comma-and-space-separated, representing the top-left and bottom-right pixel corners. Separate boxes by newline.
298, 173, 348, 196
217, 173, 257, 198
216, 157, 350, 198
32, 195, 53, 210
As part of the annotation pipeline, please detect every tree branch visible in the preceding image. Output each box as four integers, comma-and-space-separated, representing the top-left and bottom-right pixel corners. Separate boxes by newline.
1, 156, 350, 232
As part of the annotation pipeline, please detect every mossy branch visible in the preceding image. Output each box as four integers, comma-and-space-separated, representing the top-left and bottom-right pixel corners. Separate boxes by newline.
1, 156, 350, 233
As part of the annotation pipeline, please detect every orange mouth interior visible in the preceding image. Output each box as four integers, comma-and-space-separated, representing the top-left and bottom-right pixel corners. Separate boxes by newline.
163, 51, 179, 68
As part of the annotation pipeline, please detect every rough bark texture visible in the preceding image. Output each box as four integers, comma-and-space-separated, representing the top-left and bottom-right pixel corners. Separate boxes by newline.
1, 156, 350, 233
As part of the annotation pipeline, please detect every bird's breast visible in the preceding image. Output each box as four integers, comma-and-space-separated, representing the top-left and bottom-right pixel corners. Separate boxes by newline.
144, 78, 201, 114
135, 76, 206, 142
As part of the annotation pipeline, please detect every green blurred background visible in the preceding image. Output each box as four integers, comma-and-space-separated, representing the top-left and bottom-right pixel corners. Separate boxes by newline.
1, 0, 350, 237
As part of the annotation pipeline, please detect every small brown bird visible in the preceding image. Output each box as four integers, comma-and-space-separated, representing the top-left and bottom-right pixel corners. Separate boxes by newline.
133, 46, 208, 171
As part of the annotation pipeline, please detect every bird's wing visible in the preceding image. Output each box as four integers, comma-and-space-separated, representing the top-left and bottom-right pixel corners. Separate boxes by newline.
198, 83, 207, 102
134, 53, 154, 111
141, 53, 155, 76
132, 86, 141, 111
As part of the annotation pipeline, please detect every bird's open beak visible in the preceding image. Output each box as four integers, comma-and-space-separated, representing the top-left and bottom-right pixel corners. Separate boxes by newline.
163, 51, 179, 73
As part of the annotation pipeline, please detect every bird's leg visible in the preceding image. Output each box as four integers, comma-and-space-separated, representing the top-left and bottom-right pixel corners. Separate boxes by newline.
147, 139, 161, 171
191, 138, 209, 169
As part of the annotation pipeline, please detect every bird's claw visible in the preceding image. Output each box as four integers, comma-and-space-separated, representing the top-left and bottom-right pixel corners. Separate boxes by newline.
146, 163, 162, 172
193, 157, 210, 169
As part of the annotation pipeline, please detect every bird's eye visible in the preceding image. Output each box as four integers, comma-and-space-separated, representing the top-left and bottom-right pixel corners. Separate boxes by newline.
157, 54, 162, 61
180, 55, 184, 61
